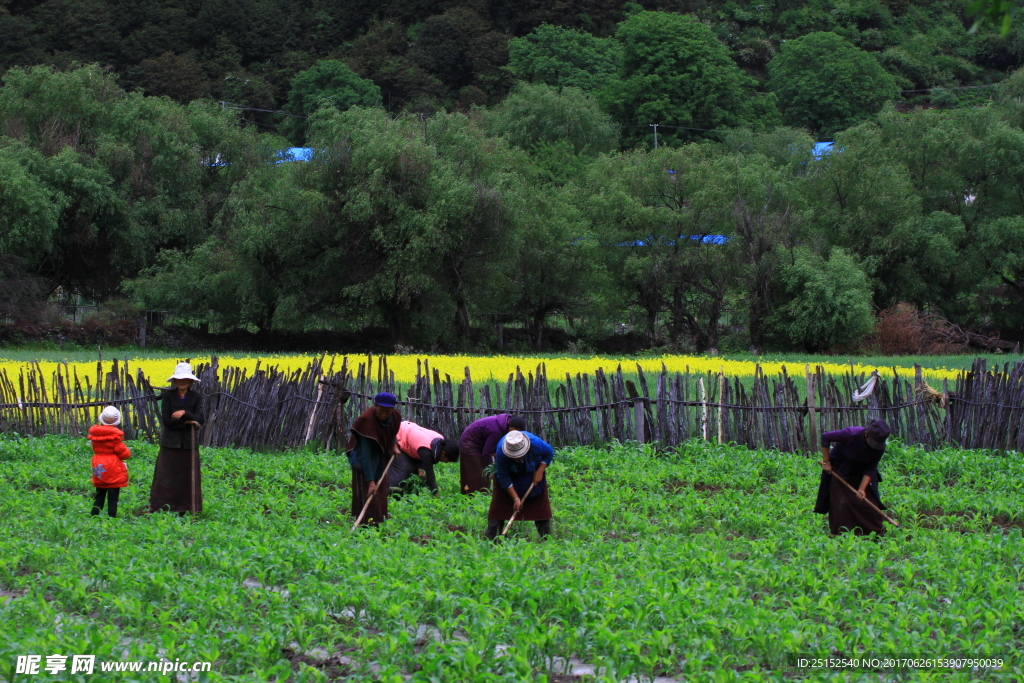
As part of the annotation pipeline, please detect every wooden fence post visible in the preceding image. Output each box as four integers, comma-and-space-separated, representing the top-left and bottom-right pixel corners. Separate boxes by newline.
303, 376, 324, 444
625, 379, 647, 444
700, 376, 708, 441
634, 398, 646, 444
717, 368, 725, 444
805, 364, 817, 453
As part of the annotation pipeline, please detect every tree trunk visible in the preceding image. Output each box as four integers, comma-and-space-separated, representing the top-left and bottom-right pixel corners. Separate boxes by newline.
454, 296, 470, 339
646, 309, 659, 347
137, 316, 147, 349
748, 306, 766, 354
387, 307, 413, 346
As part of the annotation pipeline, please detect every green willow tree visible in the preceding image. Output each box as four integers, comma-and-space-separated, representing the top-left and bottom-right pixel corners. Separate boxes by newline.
767, 246, 875, 352
602, 11, 779, 147
0, 64, 264, 300
484, 82, 618, 156
585, 145, 756, 353
280, 60, 382, 145
804, 107, 1021, 326
133, 107, 536, 344
768, 32, 899, 136
506, 24, 621, 93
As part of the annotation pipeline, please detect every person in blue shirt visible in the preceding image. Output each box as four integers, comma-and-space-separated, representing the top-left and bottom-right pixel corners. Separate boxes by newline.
485, 430, 554, 540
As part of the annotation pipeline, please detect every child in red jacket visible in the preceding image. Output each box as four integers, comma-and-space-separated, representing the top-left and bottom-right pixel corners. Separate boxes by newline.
89, 406, 131, 517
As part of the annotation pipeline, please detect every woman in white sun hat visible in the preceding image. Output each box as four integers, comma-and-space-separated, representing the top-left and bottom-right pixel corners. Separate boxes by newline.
485, 429, 555, 540
149, 362, 205, 514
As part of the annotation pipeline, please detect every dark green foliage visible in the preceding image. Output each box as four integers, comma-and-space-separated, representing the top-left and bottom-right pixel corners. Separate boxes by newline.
768, 32, 900, 135
405, 8, 511, 106
768, 246, 876, 352
344, 22, 447, 111
280, 61, 382, 145
506, 24, 621, 93
602, 12, 779, 147
0, 0, 1020, 121
6, 2, 1024, 351
482, 82, 618, 156
0, 64, 266, 300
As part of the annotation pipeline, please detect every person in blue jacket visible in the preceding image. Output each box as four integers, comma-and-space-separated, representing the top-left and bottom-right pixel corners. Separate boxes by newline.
485, 430, 554, 540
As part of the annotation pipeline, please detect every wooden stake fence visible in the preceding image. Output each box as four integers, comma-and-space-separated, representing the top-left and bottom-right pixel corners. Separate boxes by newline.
1, 356, 1022, 453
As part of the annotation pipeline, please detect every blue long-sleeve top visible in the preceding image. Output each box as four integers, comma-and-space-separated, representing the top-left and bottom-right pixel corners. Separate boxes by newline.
493, 431, 554, 491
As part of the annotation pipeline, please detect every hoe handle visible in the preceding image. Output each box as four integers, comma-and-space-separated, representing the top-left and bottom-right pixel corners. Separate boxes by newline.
502, 482, 536, 536
828, 469, 900, 527
351, 453, 396, 531
190, 424, 199, 518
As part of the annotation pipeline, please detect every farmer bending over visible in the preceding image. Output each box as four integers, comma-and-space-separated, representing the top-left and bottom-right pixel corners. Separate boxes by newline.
346, 392, 401, 526
485, 430, 554, 540
387, 419, 459, 495
814, 419, 891, 536
459, 413, 526, 494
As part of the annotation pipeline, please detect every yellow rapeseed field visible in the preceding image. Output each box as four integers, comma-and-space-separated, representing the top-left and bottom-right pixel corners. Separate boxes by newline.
0, 354, 963, 387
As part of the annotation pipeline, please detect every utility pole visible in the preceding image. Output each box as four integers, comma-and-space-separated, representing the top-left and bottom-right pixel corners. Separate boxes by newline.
650, 123, 658, 149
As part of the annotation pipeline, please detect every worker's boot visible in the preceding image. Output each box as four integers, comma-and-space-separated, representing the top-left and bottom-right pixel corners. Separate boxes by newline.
535, 519, 551, 540
484, 519, 502, 541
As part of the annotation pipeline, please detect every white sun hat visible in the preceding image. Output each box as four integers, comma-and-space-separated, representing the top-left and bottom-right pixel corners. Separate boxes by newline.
100, 405, 121, 426
502, 430, 530, 459
167, 362, 201, 383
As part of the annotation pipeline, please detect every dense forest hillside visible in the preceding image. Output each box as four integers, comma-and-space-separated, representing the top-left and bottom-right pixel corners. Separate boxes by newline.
2, 1, 1024, 354
1, 1, 1020, 124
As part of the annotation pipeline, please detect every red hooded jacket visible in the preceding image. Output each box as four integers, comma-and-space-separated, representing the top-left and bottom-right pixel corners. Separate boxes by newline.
89, 424, 131, 488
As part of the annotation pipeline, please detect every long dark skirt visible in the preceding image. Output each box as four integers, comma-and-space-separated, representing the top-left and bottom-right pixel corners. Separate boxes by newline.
459, 454, 493, 495
827, 476, 886, 536
149, 447, 202, 514
351, 469, 389, 526
385, 451, 418, 490
488, 481, 552, 522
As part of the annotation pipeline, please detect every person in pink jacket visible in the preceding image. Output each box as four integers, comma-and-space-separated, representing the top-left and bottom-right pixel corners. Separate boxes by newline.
89, 406, 131, 518
386, 420, 459, 494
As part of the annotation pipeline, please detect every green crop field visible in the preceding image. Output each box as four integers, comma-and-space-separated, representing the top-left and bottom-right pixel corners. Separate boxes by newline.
1, 435, 1021, 682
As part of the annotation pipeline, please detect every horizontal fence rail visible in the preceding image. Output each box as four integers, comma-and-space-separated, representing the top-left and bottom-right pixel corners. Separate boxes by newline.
1, 356, 1022, 453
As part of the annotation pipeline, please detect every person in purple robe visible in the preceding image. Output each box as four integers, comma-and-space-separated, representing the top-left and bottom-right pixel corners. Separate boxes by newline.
814, 419, 891, 535
457, 414, 526, 494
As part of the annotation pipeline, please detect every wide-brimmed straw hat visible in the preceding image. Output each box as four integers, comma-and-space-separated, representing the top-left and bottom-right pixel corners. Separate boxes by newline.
100, 405, 121, 426
502, 430, 530, 459
167, 362, 201, 383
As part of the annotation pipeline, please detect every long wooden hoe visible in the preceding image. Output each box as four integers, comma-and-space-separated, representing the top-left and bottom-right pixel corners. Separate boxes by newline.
501, 482, 535, 536
190, 424, 199, 518
828, 469, 900, 527
351, 453, 396, 531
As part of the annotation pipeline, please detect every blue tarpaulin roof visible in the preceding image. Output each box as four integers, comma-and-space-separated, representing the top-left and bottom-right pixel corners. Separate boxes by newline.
203, 147, 316, 167
617, 235, 729, 246
812, 142, 835, 158
275, 147, 314, 163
